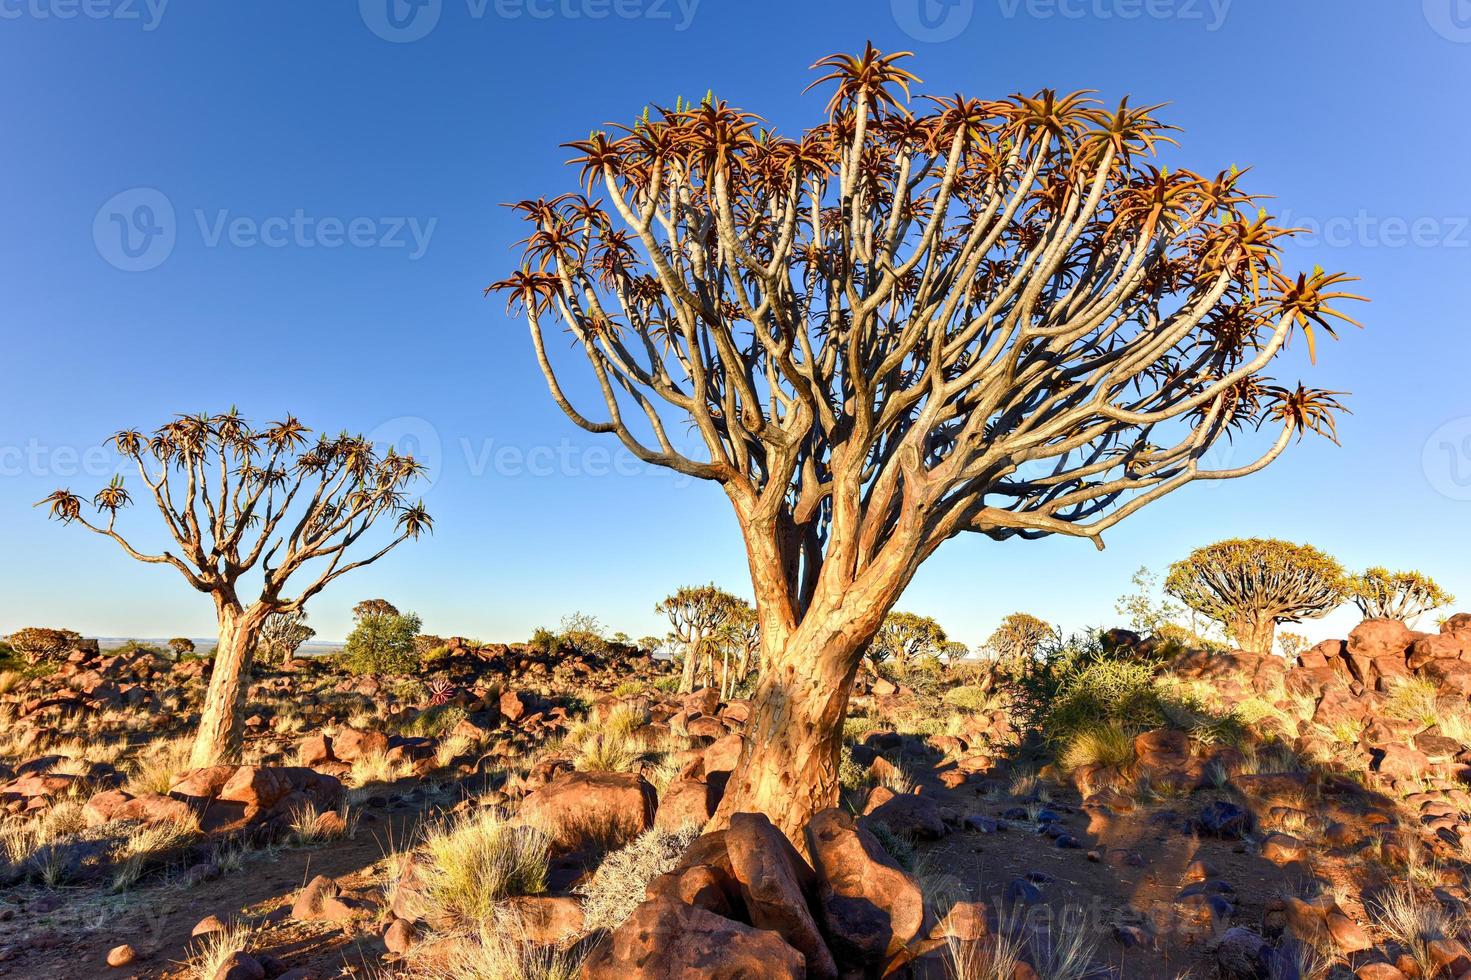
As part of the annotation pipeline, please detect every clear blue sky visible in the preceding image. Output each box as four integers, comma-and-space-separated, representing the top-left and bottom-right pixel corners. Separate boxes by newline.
2, 0, 1468, 647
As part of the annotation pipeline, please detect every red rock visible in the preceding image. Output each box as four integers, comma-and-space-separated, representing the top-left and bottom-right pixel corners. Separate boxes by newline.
805, 807, 923, 967
654, 778, 717, 832
170, 766, 240, 801
498, 895, 585, 944
297, 733, 333, 767
1348, 619, 1415, 662
726, 813, 836, 979
106, 944, 136, 967
330, 727, 387, 762
519, 770, 656, 851
701, 733, 744, 775
218, 766, 342, 812
580, 898, 804, 979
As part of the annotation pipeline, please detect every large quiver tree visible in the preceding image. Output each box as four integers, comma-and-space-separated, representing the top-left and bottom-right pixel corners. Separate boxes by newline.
38, 411, 431, 767
1349, 567, 1454, 624
1165, 538, 1346, 653
492, 45, 1363, 842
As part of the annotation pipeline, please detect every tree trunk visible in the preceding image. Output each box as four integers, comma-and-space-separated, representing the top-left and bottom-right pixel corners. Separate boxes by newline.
709, 630, 864, 846
678, 641, 698, 694
1230, 614, 1276, 654
190, 601, 263, 768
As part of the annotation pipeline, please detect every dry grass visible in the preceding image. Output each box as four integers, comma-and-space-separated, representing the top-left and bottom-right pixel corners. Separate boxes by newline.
1371, 881, 1457, 978
405, 810, 551, 929
945, 932, 1025, 980
286, 801, 358, 847
575, 825, 700, 933
1057, 722, 1135, 773
350, 749, 414, 788
188, 920, 254, 980
124, 735, 194, 796
110, 814, 201, 891
411, 927, 584, 980
0, 670, 22, 695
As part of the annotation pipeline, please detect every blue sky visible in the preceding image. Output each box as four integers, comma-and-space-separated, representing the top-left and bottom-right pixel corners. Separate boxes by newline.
2, 0, 1469, 647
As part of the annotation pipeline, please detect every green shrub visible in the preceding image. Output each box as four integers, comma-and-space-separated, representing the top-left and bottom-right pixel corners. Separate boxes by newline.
399, 704, 466, 739
1047, 659, 1164, 738
942, 685, 994, 713
341, 612, 423, 675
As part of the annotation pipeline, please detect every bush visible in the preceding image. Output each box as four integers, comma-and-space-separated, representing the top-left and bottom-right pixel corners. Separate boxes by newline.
576, 825, 699, 932
942, 685, 996, 714
1047, 659, 1165, 738
341, 611, 423, 675
405, 810, 550, 928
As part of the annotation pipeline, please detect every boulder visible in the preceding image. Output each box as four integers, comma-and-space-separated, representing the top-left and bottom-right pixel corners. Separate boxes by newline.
726, 813, 836, 979
805, 807, 924, 968
861, 787, 946, 840
331, 727, 388, 762
580, 898, 805, 979
519, 771, 656, 851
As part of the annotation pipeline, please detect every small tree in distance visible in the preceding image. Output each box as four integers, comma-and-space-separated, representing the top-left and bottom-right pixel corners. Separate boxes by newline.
167, 637, 196, 659
353, 598, 401, 621
656, 584, 742, 693
985, 612, 1056, 663
261, 610, 315, 667
869, 612, 947, 674
493, 44, 1365, 840
341, 609, 422, 675
38, 411, 432, 766
1277, 631, 1309, 659
1166, 539, 1346, 654
1349, 567, 1454, 624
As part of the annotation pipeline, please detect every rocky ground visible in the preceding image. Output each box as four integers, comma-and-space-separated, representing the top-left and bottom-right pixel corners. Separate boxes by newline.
4, 617, 1471, 978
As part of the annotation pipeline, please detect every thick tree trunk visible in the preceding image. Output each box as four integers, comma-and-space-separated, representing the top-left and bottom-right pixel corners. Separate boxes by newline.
709, 630, 865, 846
1231, 614, 1276, 654
678, 640, 699, 694
190, 601, 263, 768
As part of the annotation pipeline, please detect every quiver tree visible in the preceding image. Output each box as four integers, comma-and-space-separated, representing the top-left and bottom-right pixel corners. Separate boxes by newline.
719, 602, 761, 698
1349, 567, 1454, 624
167, 637, 196, 659
38, 411, 432, 767
261, 610, 315, 667
6, 627, 82, 665
353, 598, 400, 621
985, 612, 1056, 662
1165, 539, 1346, 653
492, 44, 1364, 841
868, 611, 947, 672
655, 584, 741, 692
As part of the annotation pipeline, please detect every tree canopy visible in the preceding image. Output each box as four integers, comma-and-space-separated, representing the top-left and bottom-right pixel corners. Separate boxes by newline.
1165, 538, 1346, 652
1348, 567, 1454, 623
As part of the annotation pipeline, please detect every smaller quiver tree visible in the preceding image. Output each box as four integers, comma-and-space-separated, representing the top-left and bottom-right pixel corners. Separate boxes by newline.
1349, 567, 1454, 624
38, 411, 432, 767
1165, 538, 1345, 653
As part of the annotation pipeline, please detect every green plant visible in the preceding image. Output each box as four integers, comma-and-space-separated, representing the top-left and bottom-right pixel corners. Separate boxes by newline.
341, 611, 424, 675
1058, 723, 1136, 772
409, 810, 551, 928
